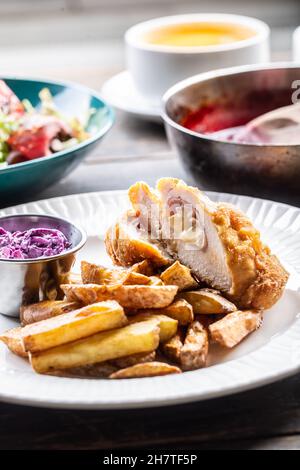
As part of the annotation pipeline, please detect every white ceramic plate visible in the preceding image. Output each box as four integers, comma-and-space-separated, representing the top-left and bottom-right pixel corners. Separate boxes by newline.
0, 190, 300, 409
101, 71, 161, 122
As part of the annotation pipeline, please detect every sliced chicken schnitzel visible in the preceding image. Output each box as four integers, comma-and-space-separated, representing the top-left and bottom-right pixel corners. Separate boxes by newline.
105, 178, 288, 310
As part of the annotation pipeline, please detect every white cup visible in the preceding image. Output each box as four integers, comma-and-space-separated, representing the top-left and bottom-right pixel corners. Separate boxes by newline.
125, 13, 270, 104
293, 27, 300, 61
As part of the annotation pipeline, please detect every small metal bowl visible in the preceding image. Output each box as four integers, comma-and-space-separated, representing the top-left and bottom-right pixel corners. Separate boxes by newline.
0, 214, 86, 318
162, 63, 300, 205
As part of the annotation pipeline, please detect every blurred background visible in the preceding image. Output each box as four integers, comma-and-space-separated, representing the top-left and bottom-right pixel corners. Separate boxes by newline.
0, 0, 299, 88
0, 0, 299, 200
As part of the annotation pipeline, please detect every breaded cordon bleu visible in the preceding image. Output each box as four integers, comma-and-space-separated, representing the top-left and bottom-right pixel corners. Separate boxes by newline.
105, 178, 288, 310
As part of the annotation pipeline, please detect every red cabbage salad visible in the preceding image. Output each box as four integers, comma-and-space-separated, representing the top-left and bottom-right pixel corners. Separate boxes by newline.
0, 80, 90, 167
0, 227, 71, 260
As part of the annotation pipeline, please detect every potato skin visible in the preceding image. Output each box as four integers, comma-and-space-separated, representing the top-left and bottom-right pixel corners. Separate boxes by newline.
109, 361, 181, 379
61, 283, 178, 309
81, 261, 151, 286
178, 289, 237, 315
0, 327, 28, 358
112, 351, 156, 369
20, 300, 80, 326
160, 261, 199, 291
129, 299, 194, 326
209, 310, 263, 348
180, 321, 209, 371
163, 321, 209, 371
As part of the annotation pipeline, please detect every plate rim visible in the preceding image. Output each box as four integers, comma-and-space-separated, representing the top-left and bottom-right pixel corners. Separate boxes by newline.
0, 188, 300, 410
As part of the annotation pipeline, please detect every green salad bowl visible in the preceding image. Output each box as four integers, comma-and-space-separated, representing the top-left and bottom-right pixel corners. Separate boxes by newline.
0, 77, 114, 203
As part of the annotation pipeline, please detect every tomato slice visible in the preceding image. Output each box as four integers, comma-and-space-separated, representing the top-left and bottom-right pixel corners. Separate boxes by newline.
8, 121, 67, 160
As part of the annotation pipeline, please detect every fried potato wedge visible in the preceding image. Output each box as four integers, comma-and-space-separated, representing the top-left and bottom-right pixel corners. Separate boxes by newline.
148, 276, 164, 286
130, 260, 155, 276
156, 299, 194, 325
81, 261, 151, 286
30, 320, 160, 374
22, 301, 127, 353
50, 362, 118, 379
180, 321, 209, 370
163, 321, 208, 371
112, 351, 156, 369
178, 289, 237, 314
162, 299, 194, 325
109, 361, 181, 379
162, 331, 184, 363
81, 261, 117, 285
54, 353, 160, 378
122, 272, 152, 285
0, 327, 27, 358
54, 352, 158, 378
129, 313, 178, 343
160, 261, 198, 291
209, 310, 263, 348
20, 300, 80, 326
62, 283, 178, 309
127, 299, 193, 325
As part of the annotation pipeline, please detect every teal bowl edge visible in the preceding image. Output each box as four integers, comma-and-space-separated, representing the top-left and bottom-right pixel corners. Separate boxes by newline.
0, 75, 115, 175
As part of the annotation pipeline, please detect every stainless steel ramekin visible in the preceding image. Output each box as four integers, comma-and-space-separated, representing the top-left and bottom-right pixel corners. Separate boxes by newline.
0, 214, 86, 318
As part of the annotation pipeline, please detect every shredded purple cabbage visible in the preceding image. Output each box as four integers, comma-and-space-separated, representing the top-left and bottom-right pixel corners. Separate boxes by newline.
0, 227, 70, 260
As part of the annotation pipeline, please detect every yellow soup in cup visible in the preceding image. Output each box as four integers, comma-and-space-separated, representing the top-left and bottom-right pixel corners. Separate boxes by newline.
142, 22, 256, 48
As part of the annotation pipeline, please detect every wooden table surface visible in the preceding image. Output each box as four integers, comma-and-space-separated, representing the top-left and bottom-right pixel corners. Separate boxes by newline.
1, 46, 300, 450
